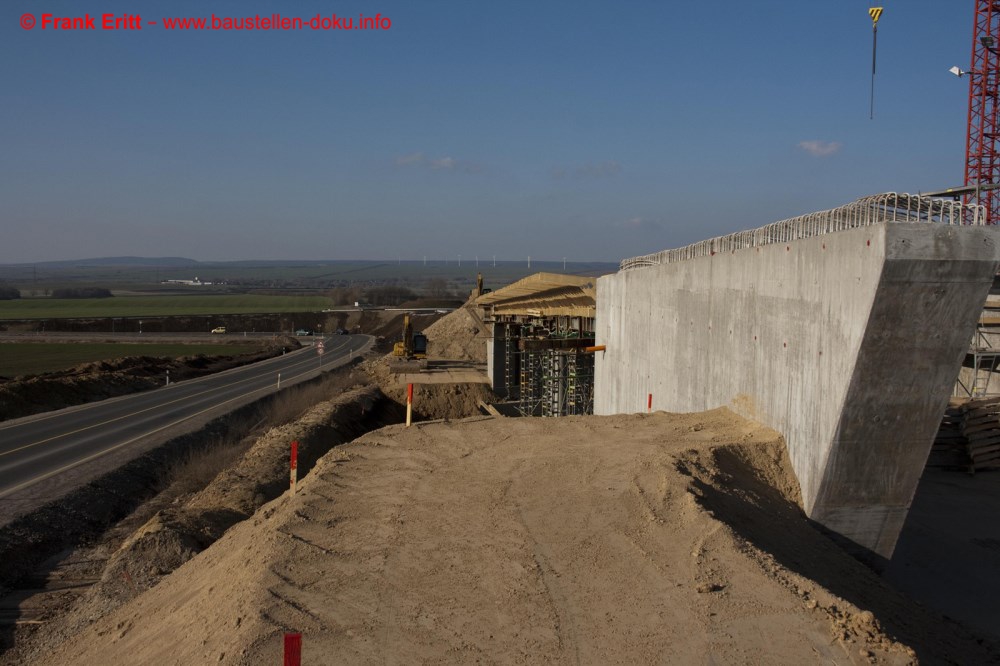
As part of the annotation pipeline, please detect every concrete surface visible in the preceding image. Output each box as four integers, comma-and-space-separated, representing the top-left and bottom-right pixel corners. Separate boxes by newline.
486, 333, 506, 397
595, 222, 1000, 559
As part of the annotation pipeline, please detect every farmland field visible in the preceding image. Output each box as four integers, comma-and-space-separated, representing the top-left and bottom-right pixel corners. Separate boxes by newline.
0, 259, 617, 291
0, 342, 266, 378
0, 295, 333, 320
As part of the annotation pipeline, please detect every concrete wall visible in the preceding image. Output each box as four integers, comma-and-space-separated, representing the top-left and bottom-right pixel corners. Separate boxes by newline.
595, 222, 1000, 560
486, 329, 508, 398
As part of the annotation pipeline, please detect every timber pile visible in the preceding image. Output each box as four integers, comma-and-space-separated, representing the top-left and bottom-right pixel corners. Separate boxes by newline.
959, 397, 1000, 473
929, 403, 970, 470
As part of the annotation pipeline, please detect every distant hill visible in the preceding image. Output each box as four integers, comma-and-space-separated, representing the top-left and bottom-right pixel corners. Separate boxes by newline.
23, 257, 202, 268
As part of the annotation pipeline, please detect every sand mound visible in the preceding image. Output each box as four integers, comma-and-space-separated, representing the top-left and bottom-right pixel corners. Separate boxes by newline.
70, 387, 385, 615
30, 409, 996, 665
421, 305, 487, 363
363, 355, 495, 420
362, 303, 494, 420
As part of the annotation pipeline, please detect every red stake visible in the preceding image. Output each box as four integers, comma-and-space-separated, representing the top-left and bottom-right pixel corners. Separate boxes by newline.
283, 633, 302, 666
406, 383, 414, 427
290, 440, 299, 495
647, 393, 652, 413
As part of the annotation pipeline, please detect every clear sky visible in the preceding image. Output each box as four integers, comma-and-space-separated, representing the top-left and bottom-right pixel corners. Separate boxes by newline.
0, 0, 977, 263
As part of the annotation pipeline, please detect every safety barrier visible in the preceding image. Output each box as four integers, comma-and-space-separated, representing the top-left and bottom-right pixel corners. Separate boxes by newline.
620, 192, 985, 271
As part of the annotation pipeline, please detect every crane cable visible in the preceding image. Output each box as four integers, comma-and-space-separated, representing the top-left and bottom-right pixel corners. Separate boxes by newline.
869, 5, 884, 119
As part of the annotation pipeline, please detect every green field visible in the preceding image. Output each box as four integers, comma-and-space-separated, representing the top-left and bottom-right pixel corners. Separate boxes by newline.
0, 342, 265, 378
0, 295, 333, 320
0, 259, 617, 291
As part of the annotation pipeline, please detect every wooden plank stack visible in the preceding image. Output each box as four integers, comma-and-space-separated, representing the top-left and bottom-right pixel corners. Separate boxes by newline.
960, 397, 1000, 472
929, 402, 972, 470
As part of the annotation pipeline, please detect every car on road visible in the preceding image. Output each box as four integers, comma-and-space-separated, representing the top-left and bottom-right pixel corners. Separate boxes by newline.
295, 329, 314, 336
211, 327, 227, 334
335, 328, 349, 335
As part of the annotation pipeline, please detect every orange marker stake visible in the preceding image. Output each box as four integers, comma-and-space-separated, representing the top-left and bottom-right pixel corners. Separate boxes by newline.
290, 440, 298, 495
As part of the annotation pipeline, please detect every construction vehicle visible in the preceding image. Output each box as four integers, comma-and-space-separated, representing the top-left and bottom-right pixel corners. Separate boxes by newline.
392, 313, 428, 359
472, 272, 492, 298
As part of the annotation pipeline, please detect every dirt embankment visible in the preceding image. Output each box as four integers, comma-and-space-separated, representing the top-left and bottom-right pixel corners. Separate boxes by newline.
20, 409, 998, 665
1, 304, 493, 661
53, 387, 393, 641
363, 304, 493, 420
0, 378, 406, 663
0, 338, 300, 422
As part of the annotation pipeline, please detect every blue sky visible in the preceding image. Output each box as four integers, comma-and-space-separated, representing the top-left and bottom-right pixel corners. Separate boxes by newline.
0, 0, 976, 263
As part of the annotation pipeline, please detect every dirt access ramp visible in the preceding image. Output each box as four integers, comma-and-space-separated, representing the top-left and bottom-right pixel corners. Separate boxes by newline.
33, 409, 996, 665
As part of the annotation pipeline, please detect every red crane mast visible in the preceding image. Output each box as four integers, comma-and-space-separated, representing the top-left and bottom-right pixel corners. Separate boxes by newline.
965, 1, 1000, 223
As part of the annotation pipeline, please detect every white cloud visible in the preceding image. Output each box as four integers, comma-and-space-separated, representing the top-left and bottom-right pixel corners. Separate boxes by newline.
577, 160, 621, 177
394, 153, 481, 173
552, 160, 621, 179
797, 140, 842, 157
429, 157, 457, 170
394, 152, 425, 166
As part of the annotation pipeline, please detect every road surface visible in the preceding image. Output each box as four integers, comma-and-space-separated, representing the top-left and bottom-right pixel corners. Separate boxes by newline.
0, 334, 373, 525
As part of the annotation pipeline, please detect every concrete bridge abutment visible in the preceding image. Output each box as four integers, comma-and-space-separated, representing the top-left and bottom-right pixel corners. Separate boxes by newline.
595, 221, 1000, 560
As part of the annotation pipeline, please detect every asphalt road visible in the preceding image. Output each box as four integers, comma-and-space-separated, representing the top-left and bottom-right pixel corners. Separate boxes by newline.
0, 334, 373, 522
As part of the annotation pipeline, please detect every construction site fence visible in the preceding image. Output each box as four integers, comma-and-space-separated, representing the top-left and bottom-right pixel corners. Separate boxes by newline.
620, 192, 986, 271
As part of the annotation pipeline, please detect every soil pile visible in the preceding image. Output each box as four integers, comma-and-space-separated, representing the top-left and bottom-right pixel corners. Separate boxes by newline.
0, 339, 299, 422
363, 356, 494, 420
24, 410, 998, 665
421, 305, 487, 363
362, 310, 444, 346
85, 385, 385, 603
362, 304, 493, 420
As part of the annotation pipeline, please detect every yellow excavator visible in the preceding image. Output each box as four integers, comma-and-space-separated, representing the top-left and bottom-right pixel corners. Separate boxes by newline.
392, 313, 428, 359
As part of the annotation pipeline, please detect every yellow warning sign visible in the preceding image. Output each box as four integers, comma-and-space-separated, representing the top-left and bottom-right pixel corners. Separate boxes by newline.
869, 7, 883, 26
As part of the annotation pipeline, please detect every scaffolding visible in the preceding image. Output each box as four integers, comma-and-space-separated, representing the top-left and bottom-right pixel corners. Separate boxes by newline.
501, 326, 594, 416
502, 325, 521, 401
956, 322, 1000, 398
539, 349, 594, 416
518, 349, 543, 416
564, 350, 594, 415
479, 273, 597, 417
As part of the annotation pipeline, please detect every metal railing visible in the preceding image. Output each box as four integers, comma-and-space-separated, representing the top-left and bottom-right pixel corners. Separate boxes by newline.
620, 193, 985, 271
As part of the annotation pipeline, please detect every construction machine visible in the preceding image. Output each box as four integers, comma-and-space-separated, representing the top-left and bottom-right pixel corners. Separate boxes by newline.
392, 313, 428, 359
